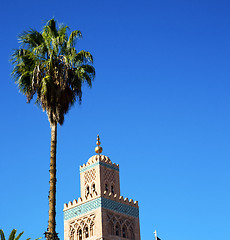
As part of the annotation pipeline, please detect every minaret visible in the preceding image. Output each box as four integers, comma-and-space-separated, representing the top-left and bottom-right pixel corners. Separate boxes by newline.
63, 136, 141, 240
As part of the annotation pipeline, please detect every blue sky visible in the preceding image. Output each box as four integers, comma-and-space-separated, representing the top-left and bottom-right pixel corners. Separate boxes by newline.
0, 0, 230, 239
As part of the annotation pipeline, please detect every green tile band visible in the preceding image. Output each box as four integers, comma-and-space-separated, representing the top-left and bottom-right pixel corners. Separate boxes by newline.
64, 197, 139, 220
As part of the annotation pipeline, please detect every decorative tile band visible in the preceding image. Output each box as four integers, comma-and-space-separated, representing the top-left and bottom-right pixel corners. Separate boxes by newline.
80, 161, 119, 173
64, 198, 101, 220
64, 197, 139, 220
101, 198, 139, 218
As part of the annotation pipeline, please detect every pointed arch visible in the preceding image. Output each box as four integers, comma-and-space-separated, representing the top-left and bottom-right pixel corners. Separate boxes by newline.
122, 224, 128, 238
69, 229, 75, 240
77, 227, 82, 240
111, 185, 114, 194
108, 221, 113, 235
85, 184, 90, 197
129, 226, 135, 240
91, 182, 96, 193
115, 223, 121, 236
83, 225, 89, 238
104, 181, 109, 192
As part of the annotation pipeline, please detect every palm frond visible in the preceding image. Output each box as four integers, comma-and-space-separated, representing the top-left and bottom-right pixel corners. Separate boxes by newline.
8, 230, 16, 240
73, 50, 94, 66
0, 229, 6, 240
19, 30, 44, 49
46, 19, 58, 38
75, 65, 95, 87
58, 25, 68, 44
67, 30, 82, 48
15, 232, 24, 240
11, 18, 95, 125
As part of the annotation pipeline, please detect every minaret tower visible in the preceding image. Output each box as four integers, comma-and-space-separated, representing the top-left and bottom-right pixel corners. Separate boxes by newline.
63, 136, 141, 240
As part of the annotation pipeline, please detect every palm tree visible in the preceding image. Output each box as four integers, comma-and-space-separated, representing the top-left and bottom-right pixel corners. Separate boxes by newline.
0, 229, 39, 240
0, 230, 24, 240
11, 19, 95, 240
0, 229, 41, 240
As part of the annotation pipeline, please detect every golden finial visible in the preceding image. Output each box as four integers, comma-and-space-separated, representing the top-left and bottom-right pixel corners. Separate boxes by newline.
95, 135, 103, 154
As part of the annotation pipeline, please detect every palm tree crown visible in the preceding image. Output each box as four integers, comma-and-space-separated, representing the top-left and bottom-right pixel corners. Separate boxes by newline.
12, 18, 95, 125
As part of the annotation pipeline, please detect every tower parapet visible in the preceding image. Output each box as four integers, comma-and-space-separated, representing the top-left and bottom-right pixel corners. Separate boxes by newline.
80, 154, 119, 172
64, 192, 138, 211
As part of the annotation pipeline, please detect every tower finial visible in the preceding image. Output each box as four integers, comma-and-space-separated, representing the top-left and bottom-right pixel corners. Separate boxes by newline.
95, 135, 103, 155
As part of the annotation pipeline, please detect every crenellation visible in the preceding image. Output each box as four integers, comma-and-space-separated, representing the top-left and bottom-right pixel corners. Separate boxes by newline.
64, 196, 139, 219
102, 191, 138, 209
134, 200, 139, 207
80, 155, 119, 172
113, 163, 119, 167
64, 203, 68, 209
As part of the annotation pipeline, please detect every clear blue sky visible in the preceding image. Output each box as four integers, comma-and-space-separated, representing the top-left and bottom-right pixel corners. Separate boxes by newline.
0, 0, 230, 240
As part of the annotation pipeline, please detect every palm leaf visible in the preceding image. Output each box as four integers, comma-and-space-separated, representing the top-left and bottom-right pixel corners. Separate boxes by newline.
67, 30, 82, 48
19, 30, 44, 49
8, 230, 16, 240
15, 232, 24, 240
74, 50, 94, 66
0, 229, 6, 240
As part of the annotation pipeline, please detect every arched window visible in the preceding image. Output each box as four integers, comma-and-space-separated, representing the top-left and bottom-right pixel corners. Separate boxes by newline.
105, 183, 108, 191
85, 226, 89, 238
115, 224, 120, 236
122, 226, 127, 238
92, 183, 96, 192
111, 185, 114, 194
108, 222, 113, 235
129, 227, 135, 240
86, 185, 90, 197
70, 230, 75, 240
77, 228, 82, 240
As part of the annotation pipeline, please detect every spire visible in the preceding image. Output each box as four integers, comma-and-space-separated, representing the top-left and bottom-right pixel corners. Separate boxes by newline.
95, 135, 103, 155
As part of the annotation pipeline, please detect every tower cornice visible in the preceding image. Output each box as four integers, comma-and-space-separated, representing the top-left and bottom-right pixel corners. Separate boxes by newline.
80, 155, 119, 173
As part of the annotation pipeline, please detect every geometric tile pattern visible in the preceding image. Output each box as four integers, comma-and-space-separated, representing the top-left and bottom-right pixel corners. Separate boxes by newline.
64, 198, 101, 221
84, 169, 96, 184
80, 161, 119, 173
101, 198, 139, 218
104, 169, 115, 182
64, 197, 139, 221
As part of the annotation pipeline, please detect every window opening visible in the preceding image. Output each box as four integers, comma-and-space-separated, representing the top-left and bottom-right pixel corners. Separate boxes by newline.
85, 227, 89, 238
111, 185, 114, 194
115, 224, 120, 236
105, 183, 108, 191
122, 227, 126, 238
86, 186, 90, 196
92, 183, 96, 192
79, 229, 82, 240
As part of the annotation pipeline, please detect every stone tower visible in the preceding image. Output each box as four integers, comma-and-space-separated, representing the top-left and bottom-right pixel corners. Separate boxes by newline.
63, 136, 141, 240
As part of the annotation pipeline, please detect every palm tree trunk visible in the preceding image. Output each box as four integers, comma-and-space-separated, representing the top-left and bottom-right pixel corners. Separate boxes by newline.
46, 123, 58, 240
